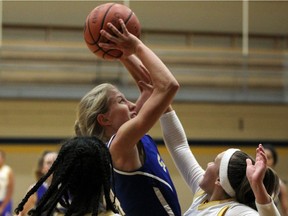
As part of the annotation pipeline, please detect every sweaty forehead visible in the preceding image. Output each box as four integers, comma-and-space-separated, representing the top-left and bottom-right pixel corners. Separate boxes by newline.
109, 87, 122, 96
109, 88, 125, 99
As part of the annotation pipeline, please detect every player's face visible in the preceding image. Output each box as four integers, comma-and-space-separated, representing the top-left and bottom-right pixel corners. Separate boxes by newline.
105, 89, 137, 131
264, 149, 275, 168
199, 152, 223, 195
42, 152, 57, 175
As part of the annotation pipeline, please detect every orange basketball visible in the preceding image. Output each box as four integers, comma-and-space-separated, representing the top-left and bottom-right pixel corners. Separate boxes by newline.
84, 3, 141, 60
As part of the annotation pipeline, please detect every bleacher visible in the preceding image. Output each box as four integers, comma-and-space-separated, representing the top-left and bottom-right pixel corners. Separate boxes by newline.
1, 24, 287, 102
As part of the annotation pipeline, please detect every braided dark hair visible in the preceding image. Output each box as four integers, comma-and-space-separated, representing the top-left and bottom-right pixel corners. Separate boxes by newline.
15, 136, 118, 216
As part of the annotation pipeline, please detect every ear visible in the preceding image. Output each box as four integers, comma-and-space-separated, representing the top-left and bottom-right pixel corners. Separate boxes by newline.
215, 177, 221, 186
97, 114, 110, 126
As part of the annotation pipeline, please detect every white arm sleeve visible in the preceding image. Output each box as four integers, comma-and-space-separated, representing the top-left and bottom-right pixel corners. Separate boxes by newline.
256, 200, 281, 216
160, 110, 204, 195
225, 201, 280, 216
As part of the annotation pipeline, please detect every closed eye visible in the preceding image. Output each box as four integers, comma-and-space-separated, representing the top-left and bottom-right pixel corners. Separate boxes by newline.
115, 95, 125, 103
119, 98, 126, 104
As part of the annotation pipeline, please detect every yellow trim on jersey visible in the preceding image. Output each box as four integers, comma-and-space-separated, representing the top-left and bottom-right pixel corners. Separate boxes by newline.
193, 189, 234, 211
198, 198, 234, 210
192, 189, 206, 202
217, 205, 230, 216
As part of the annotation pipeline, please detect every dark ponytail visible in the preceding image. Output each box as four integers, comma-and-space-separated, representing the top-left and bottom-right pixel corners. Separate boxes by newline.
228, 151, 279, 210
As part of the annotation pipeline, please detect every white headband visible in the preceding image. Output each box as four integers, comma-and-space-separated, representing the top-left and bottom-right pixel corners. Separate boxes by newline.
219, 148, 240, 197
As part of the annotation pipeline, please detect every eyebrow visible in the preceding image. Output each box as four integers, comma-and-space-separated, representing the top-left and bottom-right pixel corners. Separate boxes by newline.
115, 95, 124, 100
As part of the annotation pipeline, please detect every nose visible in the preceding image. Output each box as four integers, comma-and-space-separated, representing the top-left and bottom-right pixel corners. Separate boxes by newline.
128, 101, 136, 110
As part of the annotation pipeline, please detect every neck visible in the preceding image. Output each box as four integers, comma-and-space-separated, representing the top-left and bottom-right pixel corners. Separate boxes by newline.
209, 187, 231, 202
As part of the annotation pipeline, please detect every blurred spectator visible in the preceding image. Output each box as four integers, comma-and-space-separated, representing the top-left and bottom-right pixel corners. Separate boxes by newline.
0, 150, 14, 216
17, 151, 57, 216
264, 144, 288, 216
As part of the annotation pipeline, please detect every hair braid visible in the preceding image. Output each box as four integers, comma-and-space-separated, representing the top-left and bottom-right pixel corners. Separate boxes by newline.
101, 145, 117, 212
28, 145, 76, 215
14, 153, 61, 215
15, 136, 119, 216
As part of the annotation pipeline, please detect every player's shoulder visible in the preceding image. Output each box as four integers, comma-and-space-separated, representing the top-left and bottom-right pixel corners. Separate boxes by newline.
226, 202, 258, 216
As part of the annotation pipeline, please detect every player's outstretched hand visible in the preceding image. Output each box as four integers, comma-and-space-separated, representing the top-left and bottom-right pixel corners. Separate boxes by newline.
99, 18, 141, 57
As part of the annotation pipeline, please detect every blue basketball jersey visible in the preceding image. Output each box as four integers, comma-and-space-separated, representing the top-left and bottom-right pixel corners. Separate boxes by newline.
36, 183, 48, 204
107, 134, 181, 216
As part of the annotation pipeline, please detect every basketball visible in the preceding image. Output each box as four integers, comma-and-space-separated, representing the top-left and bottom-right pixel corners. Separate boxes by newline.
84, 3, 141, 60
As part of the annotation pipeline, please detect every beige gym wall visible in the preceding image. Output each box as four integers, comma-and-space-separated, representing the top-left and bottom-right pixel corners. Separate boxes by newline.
1, 99, 288, 212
